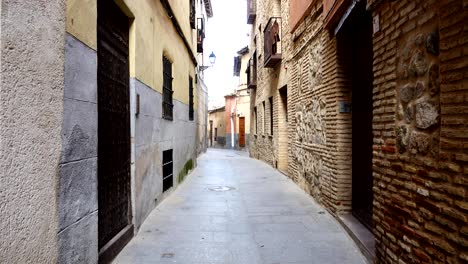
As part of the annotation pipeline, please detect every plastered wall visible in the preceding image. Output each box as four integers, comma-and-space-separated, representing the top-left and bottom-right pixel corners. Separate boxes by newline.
0, 1, 66, 262
66, 0, 198, 107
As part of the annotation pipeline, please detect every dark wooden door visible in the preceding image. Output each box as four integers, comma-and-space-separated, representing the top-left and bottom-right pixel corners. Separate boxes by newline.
209, 121, 213, 146
346, 2, 374, 230
239, 117, 245, 147
97, 0, 132, 251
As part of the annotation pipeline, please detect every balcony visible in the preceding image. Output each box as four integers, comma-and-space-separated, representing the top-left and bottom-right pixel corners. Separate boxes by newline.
247, 52, 257, 89
263, 17, 282, 68
197, 18, 205, 53
247, 0, 256, 24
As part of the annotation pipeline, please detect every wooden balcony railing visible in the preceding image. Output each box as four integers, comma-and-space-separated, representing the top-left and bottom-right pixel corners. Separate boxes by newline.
247, 0, 256, 24
263, 17, 282, 68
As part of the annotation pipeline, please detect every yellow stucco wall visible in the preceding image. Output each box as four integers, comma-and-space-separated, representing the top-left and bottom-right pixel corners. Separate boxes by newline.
208, 110, 226, 138
65, 0, 197, 107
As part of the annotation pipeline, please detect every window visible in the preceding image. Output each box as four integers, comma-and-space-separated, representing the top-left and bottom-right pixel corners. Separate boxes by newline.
254, 107, 257, 134
162, 149, 173, 192
262, 101, 266, 134
190, 0, 196, 29
189, 76, 194, 121
215, 128, 218, 141
162, 56, 173, 120
269, 97, 273, 135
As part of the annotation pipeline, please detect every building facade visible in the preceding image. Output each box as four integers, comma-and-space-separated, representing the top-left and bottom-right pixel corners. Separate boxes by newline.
208, 106, 227, 147
1, 0, 211, 263
247, 0, 467, 263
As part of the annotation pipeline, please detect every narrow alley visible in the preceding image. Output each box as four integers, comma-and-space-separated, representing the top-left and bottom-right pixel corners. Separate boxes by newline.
114, 149, 366, 264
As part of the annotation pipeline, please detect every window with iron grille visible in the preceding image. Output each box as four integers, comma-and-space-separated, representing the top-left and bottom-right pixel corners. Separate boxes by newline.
254, 107, 257, 134
190, 0, 196, 29
162, 149, 173, 192
262, 101, 266, 134
189, 76, 194, 121
269, 96, 273, 135
162, 56, 173, 120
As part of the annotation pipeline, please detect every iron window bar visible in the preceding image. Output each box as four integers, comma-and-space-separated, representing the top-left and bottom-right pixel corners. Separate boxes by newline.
162, 56, 174, 120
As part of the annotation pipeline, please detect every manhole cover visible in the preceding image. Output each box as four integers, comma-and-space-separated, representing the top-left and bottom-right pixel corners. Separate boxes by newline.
208, 186, 235, 192
161, 253, 174, 258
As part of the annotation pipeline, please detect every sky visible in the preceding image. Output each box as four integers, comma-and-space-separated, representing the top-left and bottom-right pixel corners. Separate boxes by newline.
202, 0, 251, 110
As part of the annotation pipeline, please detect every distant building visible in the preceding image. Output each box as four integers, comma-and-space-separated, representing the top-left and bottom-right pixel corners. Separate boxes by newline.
208, 106, 226, 147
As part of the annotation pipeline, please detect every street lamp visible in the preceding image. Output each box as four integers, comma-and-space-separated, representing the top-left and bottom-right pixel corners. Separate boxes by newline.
208, 51, 216, 65
199, 51, 216, 71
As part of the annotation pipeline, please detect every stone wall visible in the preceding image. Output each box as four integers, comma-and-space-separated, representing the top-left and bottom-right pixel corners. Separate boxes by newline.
58, 34, 99, 264
370, 0, 468, 263
0, 1, 66, 262
250, 0, 353, 213
132, 79, 198, 229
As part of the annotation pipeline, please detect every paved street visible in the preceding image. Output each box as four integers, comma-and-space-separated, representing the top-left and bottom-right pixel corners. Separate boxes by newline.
114, 149, 367, 264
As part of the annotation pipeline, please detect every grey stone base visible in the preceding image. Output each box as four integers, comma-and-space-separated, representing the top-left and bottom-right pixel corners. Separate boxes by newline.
132, 78, 197, 229
58, 212, 98, 264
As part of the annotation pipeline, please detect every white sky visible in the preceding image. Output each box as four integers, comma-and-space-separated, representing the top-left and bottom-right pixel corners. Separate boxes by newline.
203, 0, 251, 110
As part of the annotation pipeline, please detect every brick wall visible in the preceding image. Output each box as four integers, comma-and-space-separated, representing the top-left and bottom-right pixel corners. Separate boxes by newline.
370, 0, 468, 262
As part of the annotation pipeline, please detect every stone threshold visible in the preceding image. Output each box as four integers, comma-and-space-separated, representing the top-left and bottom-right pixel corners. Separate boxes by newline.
336, 214, 375, 264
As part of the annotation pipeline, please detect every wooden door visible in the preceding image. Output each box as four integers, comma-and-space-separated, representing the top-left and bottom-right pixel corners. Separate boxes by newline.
209, 121, 213, 146
97, 0, 132, 255
239, 117, 245, 147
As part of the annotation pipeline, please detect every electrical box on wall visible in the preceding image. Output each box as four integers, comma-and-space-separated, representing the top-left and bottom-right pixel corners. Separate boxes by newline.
339, 101, 352, 113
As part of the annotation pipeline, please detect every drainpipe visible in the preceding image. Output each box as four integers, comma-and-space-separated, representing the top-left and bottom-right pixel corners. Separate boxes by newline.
230, 107, 235, 148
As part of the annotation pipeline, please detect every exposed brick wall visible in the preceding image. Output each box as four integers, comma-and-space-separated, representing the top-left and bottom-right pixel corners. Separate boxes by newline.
250, 0, 467, 262
370, 0, 468, 262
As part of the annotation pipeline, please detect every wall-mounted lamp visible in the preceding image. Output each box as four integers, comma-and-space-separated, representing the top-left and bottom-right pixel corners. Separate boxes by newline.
199, 51, 216, 71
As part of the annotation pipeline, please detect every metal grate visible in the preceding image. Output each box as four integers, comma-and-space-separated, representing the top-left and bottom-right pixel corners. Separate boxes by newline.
162, 56, 173, 120
190, 0, 196, 29
97, 0, 131, 249
162, 149, 173, 192
269, 97, 273, 135
189, 76, 194, 121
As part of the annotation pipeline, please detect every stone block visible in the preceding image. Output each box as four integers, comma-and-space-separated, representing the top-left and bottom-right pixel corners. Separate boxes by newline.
400, 84, 415, 103
409, 131, 430, 155
415, 98, 439, 129
58, 157, 97, 231
58, 212, 98, 264
133, 78, 161, 118
61, 98, 97, 163
64, 34, 97, 103
409, 50, 428, 77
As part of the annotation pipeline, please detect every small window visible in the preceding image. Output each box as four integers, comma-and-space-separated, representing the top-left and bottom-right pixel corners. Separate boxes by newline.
254, 107, 257, 134
215, 128, 218, 141
162, 56, 174, 120
269, 96, 273, 135
262, 101, 266, 134
162, 149, 173, 192
189, 76, 194, 121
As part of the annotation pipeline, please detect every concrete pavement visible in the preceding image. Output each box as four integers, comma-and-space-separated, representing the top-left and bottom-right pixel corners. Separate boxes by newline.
114, 148, 367, 264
